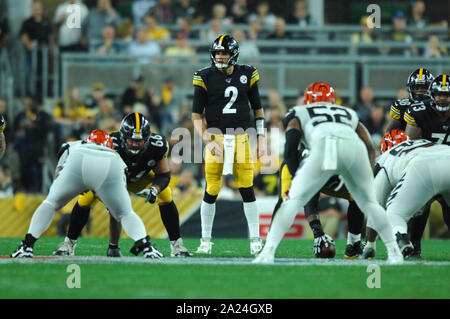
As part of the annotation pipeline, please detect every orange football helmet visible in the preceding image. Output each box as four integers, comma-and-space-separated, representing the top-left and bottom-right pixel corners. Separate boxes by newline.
304, 82, 336, 104
85, 129, 114, 150
380, 129, 409, 153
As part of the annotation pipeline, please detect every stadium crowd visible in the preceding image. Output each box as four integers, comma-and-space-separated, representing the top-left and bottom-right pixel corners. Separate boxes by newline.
0, 0, 449, 238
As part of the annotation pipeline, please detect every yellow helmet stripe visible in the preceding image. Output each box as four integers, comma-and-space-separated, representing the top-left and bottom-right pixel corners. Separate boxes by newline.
443, 74, 447, 88
135, 112, 140, 135
419, 68, 423, 80
218, 34, 226, 46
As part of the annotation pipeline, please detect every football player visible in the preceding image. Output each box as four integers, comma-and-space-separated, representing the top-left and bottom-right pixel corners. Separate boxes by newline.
53, 113, 192, 257
271, 83, 366, 259
254, 82, 403, 264
370, 130, 450, 256
362, 67, 435, 259
11, 130, 162, 258
0, 114, 6, 159
191, 34, 266, 255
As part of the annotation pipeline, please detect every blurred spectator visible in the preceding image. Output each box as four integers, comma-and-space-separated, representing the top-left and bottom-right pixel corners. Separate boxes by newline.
364, 105, 386, 145
253, 159, 278, 196
248, 20, 263, 41
267, 89, 287, 116
84, 0, 121, 42
407, 1, 427, 31
143, 15, 171, 41
0, 15, 10, 52
0, 98, 10, 142
164, 33, 196, 58
13, 96, 52, 192
95, 98, 121, 131
0, 165, 13, 198
177, 17, 198, 39
424, 34, 446, 58
144, 0, 174, 25
287, 0, 317, 26
128, 28, 161, 63
267, 17, 291, 40
248, 2, 276, 35
19, 1, 53, 96
116, 19, 135, 43
210, 3, 233, 29
350, 16, 382, 55
84, 82, 106, 111
173, 0, 200, 24
385, 11, 414, 56
69, 111, 97, 141
231, 28, 259, 63
54, 0, 89, 52
132, 0, 156, 27
317, 194, 346, 238
203, 18, 224, 42
230, 0, 249, 24
354, 86, 376, 123
174, 168, 199, 196
94, 25, 123, 55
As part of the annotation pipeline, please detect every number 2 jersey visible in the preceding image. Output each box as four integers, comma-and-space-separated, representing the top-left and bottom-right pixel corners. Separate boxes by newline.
284, 103, 360, 148
192, 64, 262, 133
404, 99, 450, 145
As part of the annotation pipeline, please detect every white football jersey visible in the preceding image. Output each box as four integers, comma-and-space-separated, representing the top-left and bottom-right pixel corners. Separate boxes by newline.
285, 102, 360, 147
57, 140, 120, 169
376, 139, 450, 187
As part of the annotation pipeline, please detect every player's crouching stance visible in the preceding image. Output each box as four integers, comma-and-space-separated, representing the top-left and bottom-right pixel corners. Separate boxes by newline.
253, 82, 403, 264
11, 130, 162, 259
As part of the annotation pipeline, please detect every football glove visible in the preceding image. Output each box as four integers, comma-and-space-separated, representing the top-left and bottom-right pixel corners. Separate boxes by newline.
313, 234, 334, 255
136, 186, 158, 204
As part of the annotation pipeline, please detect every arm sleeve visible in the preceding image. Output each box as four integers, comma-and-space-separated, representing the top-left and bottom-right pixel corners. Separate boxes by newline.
248, 81, 262, 110
192, 85, 207, 114
284, 129, 302, 177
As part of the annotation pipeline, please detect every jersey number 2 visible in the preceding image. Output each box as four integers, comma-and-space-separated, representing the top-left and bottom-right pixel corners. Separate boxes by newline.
223, 86, 238, 114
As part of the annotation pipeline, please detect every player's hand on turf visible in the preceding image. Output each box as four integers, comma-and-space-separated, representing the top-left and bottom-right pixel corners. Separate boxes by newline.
136, 186, 158, 204
313, 234, 333, 255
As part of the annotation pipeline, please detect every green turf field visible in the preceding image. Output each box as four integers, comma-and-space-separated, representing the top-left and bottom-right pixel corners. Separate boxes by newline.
1, 237, 449, 299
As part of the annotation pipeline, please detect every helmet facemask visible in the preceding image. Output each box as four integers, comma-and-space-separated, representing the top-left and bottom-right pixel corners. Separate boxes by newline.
432, 92, 450, 112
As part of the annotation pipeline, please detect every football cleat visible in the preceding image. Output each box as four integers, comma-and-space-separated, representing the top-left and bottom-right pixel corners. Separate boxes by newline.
11, 242, 34, 258
395, 232, 414, 257
252, 245, 276, 264
196, 238, 213, 254
344, 241, 363, 259
409, 240, 422, 259
53, 238, 76, 256
387, 243, 404, 265
250, 238, 263, 255
170, 238, 192, 257
106, 247, 123, 257
360, 245, 376, 260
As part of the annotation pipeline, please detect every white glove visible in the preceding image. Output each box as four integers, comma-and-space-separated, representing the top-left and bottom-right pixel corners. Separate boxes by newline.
313, 234, 334, 255
144, 245, 164, 259
136, 186, 158, 204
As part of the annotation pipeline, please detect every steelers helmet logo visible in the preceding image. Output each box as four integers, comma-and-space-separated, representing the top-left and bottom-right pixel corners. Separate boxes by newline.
240, 75, 247, 84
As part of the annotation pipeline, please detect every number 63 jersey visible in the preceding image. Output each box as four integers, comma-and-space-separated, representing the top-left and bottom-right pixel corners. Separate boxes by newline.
192, 64, 262, 133
284, 103, 359, 147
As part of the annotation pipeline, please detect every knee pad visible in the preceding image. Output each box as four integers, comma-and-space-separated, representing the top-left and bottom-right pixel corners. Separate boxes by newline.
239, 187, 256, 203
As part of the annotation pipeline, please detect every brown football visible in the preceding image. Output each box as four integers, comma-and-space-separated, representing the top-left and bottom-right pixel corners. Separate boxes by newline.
315, 241, 336, 258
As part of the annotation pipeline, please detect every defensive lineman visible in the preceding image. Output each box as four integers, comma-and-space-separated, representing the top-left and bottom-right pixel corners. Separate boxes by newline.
254, 83, 403, 264
11, 130, 162, 258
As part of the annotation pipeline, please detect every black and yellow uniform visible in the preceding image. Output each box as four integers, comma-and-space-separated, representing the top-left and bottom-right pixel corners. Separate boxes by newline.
78, 131, 173, 207
389, 98, 416, 130
404, 100, 450, 145
193, 64, 262, 196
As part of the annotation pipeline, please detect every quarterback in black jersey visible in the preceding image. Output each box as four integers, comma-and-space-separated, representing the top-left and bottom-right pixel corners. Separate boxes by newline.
401, 74, 450, 258
192, 34, 266, 255
53, 113, 192, 257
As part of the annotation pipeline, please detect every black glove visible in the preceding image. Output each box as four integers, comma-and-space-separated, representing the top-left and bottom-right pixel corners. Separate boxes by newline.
136, 186, 158, 204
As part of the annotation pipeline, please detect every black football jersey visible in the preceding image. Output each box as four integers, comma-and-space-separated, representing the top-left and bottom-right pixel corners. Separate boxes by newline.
404, 100, 450, 145
110, 131, 169, 182
193, 64, 261, 132
389, 98, 416, 129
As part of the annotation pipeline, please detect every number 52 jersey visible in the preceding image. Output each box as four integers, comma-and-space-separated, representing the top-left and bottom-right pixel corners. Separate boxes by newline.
284, 103, 360, 147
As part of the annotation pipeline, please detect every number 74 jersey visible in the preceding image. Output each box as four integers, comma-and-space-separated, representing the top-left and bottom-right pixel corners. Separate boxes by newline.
284, 103, 360, 147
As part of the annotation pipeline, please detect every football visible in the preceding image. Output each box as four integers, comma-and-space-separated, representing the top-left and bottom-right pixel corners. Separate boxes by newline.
315, 240, 336, 259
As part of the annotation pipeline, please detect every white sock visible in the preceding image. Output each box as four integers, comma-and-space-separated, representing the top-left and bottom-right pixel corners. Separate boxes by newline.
65, 236, 77, 244
28, 200, 57, 239
200, 201, 216, 239
243, 201, 259, 239
365, 240, 376, 250
347, 232, 361, 245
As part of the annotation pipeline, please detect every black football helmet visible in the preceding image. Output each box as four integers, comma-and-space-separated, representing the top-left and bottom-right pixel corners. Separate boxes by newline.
406, 68, 434, 101
210, 34, 239, 70
119, 112, 151, 155
429, 74, 450, 112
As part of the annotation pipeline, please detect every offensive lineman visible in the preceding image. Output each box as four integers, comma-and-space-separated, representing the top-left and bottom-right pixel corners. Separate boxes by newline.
11, 130, 163, 258
53, 113, 192, 257
254, 82, 403, 264
192, 34, 266, 255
